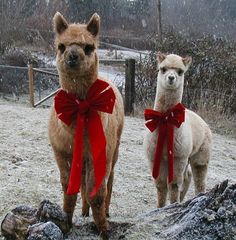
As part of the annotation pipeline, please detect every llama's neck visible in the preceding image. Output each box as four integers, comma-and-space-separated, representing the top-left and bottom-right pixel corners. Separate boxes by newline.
154, 84, 183, 112
59, 70, 98, 100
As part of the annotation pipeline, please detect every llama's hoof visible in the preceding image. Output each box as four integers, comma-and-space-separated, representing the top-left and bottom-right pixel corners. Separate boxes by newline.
66, 213, 73, 228
81, 212, 89, 217
100, 230, 109, 240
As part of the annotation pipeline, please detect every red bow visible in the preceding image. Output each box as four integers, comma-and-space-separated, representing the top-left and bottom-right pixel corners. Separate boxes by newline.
54, 79, 116, 197
144, 103, 185, 183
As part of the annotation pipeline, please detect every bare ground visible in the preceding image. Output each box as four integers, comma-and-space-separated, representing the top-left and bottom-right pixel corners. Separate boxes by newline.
0, 99, 235, 239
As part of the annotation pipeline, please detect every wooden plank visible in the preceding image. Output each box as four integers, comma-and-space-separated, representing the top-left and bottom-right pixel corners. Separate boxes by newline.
33, 68, 59, 77
34, 89, 60, 107
99, 59, 125, 65
157, 0, 163, 42
0, 65, 28, 70
125, 59, 135, 115
28, 65, 34, 107
100, 42, 148, 55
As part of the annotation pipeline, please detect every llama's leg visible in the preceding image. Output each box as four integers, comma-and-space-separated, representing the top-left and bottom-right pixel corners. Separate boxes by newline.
190, 141, 211, 194
156, 177, 168, 207
155, 162, 168, 207
105, 141, 120, 217
81, 176, 90, 217
191, 164, 208, 194
105, 170, 114, 217
54, 151, 77, 227
88, 183, 108, 239
169, 158, 187, 204
63, 194, 78, 227
180, 165, 192, 202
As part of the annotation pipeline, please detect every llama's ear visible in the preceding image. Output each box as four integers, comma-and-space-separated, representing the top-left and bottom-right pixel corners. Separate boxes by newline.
182, 56, 192, 70
87, 13, 100, 37
53, 12, 68, 34
157, 52, 166, 64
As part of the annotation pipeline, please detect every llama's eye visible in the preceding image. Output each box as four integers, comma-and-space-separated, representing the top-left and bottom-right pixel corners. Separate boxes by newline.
160, 67, 167, 74
58, 44, 65, 53
84, 44, 95, 55
177, 69, 184, 76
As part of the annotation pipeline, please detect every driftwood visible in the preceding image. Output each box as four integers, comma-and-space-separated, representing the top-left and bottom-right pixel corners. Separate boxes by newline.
1, 180, 236, 239
129, 180, 236, 240
1, 201, 67, 240
1, 205, 37, 239
66, 180, 236, 239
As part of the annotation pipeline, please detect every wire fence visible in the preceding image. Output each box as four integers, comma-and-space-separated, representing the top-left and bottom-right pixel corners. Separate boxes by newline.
0, 64, 59, 106
0, 57, 135, 114
1, 61, 235, 115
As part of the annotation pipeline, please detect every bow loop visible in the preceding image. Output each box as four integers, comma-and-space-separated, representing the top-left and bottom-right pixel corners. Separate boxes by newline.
144, 103, 185, 183
90, 86, 116, 114
54, 79, 116, 196
55, 90, 80, 126
144, 109, 163, 132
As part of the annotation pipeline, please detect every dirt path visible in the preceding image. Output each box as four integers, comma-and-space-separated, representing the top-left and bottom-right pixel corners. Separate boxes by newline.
0, 100, 235, 239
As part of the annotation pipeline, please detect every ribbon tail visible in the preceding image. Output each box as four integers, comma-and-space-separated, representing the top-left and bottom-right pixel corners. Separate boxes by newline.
66, 115, 85, 195
88, 111, 107, 198
167, 124, 174, 183
152, 125, 166, 179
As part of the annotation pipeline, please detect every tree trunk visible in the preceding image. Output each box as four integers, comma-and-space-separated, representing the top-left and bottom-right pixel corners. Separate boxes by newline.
157, 0, 163, 42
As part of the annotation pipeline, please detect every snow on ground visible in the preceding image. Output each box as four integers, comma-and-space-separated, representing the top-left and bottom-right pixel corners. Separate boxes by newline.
0, 100, 235, 239
33, 49, 132, 87
34, 49, 147, 68
97, 49, 148, 61
99, 64, 125, 87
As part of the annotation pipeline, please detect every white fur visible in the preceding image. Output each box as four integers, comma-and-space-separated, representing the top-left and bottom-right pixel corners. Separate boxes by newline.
144, 53, 212, 207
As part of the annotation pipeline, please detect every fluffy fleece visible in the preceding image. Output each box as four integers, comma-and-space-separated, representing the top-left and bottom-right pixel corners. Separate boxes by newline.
48, 12, 124, 239
144, 53, 212, 207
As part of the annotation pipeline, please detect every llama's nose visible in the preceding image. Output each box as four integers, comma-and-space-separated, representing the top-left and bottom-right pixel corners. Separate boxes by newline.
168, 75, 175, 84
67, 52, 80, 67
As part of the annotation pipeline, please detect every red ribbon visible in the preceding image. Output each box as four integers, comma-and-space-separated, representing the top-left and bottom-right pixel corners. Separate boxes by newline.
54, 79, 116, 197
144, 103, 185, 183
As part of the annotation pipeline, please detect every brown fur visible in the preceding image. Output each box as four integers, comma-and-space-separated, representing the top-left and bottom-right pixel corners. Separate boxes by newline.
48, 12, 124, 239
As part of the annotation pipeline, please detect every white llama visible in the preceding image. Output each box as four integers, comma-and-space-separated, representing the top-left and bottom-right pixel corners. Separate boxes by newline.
144, 53, 212, 207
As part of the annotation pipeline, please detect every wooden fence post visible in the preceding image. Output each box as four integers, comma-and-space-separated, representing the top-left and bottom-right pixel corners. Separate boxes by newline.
125, 59, 135, 115
28, 65, 34, 107
157, 0, 163, 42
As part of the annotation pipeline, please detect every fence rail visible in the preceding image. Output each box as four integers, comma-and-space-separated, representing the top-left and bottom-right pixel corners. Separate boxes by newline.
100, 42, 148, 55
100, 42, 148, 62
0, 64, 28, 70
